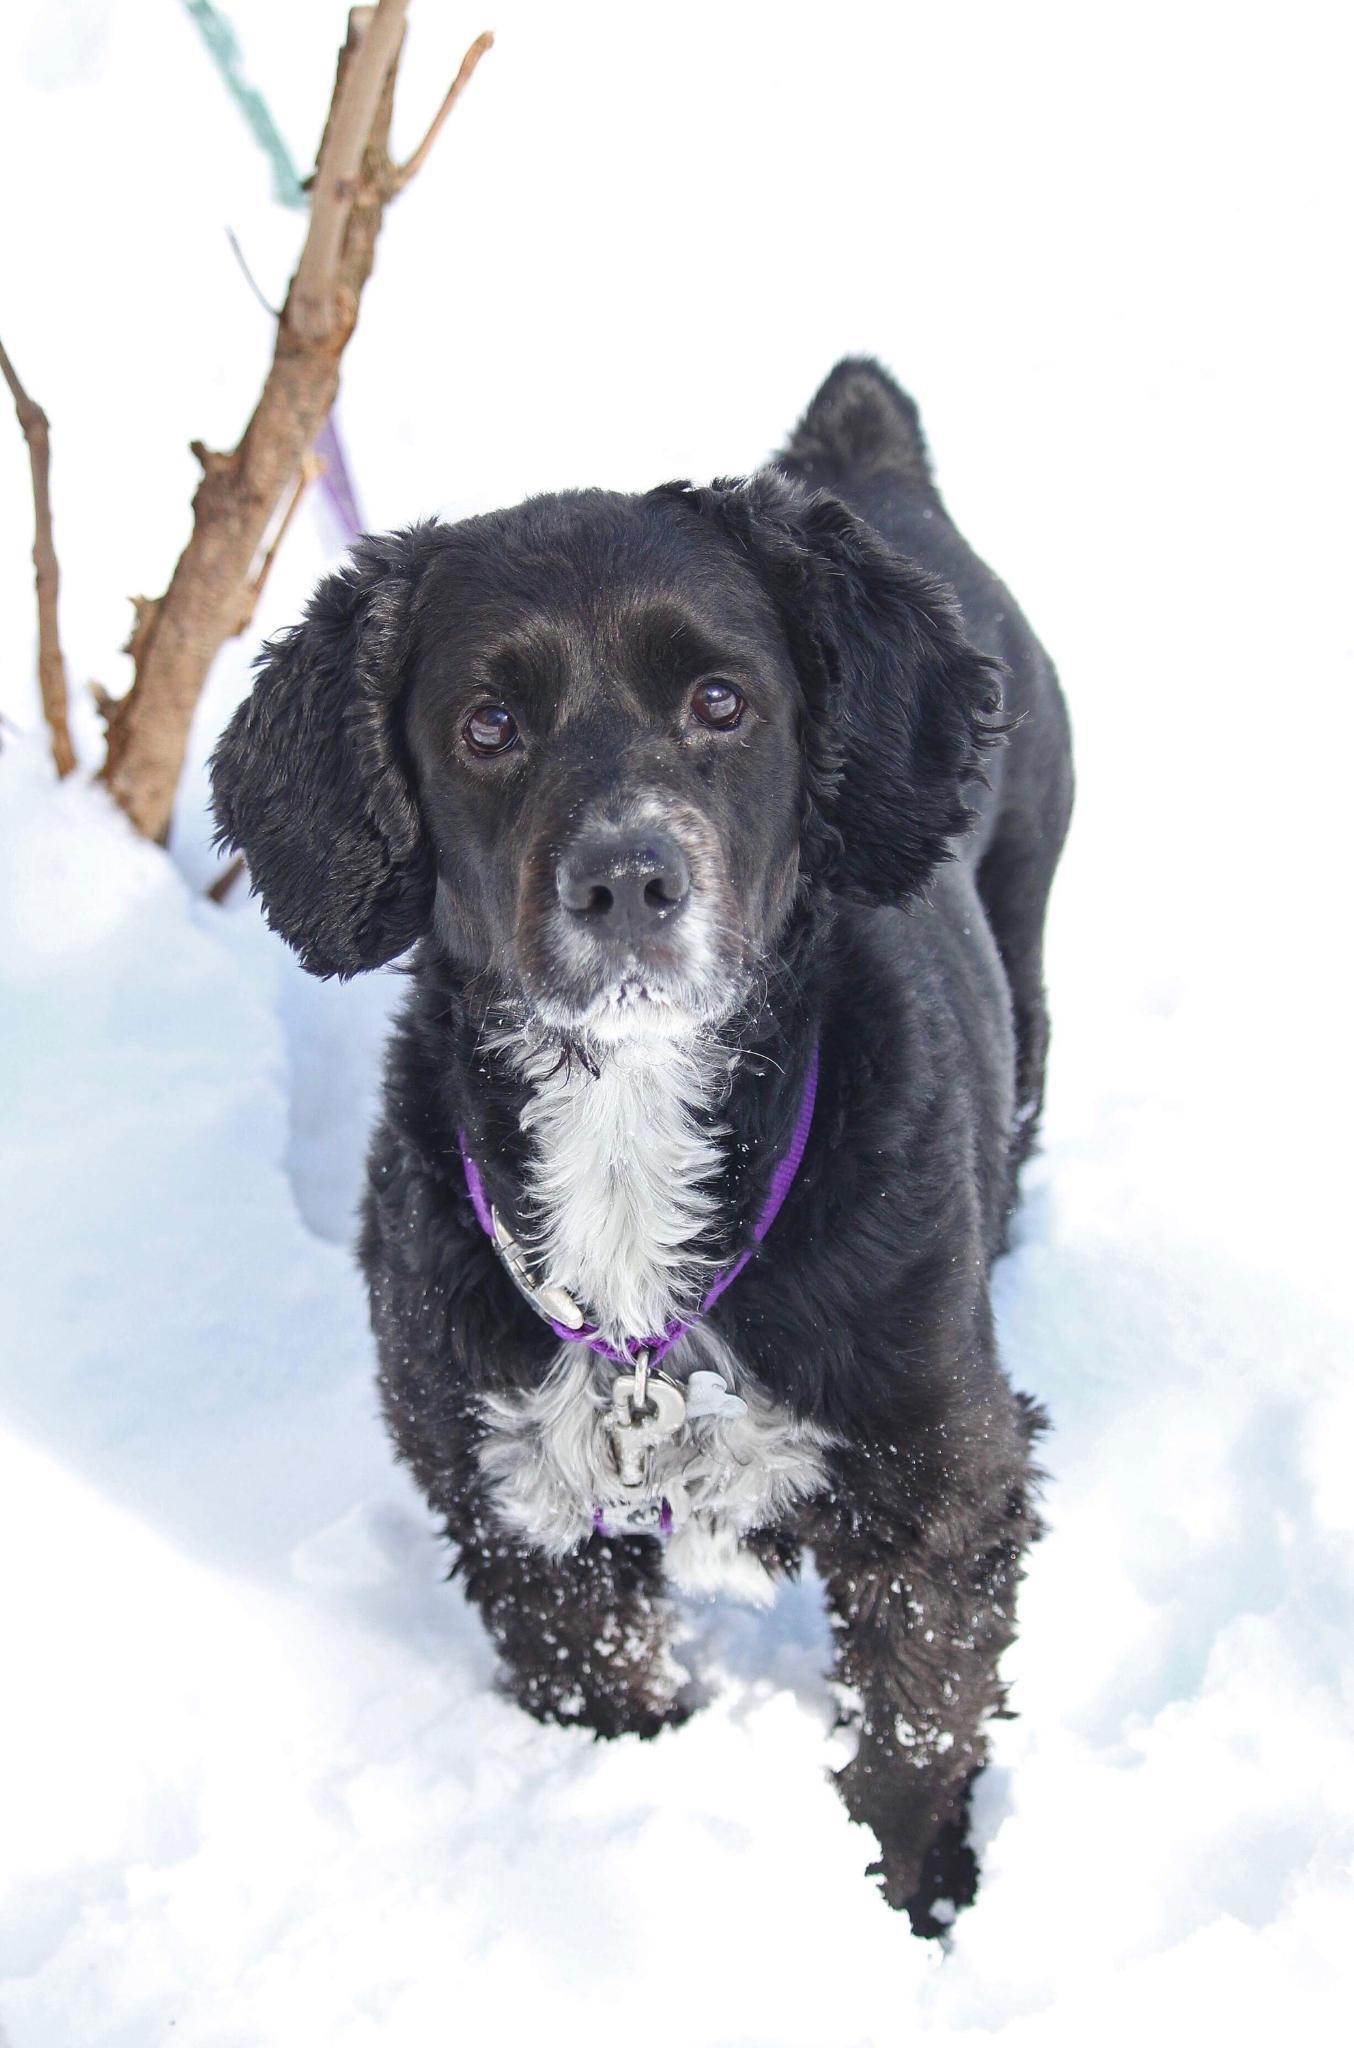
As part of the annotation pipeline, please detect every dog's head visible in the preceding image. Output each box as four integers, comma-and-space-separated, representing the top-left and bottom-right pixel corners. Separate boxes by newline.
211, 473, 1002, 1041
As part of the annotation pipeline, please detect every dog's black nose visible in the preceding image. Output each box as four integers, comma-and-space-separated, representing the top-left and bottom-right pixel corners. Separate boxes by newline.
556, 832, 691, 940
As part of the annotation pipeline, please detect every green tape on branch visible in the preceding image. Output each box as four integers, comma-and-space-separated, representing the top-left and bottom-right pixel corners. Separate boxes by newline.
181, 0, 366, 540
181, 0, 307, 210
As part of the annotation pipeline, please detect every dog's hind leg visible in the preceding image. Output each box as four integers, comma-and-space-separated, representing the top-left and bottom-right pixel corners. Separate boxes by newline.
974, 667, 1074, 1189
976, 825, 1056, 1170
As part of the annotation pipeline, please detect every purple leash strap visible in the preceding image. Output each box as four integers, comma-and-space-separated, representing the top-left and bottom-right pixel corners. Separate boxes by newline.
459, 1041, 819, 1364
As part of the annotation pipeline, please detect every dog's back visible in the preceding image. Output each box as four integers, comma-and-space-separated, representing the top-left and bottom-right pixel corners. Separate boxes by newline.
779, 357, 1074, 1146
777, 357, 1062, 708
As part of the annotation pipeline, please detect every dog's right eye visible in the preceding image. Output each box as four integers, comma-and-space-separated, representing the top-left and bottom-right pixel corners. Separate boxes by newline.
690, 678, 746, 730
463, 705, 519, 756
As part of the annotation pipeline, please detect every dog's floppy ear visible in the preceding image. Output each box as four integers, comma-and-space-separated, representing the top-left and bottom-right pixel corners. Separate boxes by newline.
211, 524, 444, 978
661, 472, 1006, 903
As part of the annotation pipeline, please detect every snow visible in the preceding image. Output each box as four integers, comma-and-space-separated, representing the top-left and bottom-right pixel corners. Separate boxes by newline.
2, 2, 1352, 2042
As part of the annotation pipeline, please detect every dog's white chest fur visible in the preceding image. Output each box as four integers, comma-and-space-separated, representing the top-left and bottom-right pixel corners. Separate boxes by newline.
514, 1032, 726, 1347
476, 1035, 833, 1600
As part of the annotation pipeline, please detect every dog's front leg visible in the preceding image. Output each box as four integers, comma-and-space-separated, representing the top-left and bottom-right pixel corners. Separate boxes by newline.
380, 1362, 686, 1739
450, 1492, 684, 1740
811, 1470, 1034, 1934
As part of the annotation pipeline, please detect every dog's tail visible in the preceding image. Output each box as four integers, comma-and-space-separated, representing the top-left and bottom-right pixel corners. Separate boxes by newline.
777, 357, 936, 495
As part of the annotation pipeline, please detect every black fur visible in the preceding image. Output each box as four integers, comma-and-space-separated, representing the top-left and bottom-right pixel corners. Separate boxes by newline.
657, 472, 1009, 905
211, 358, 1074, 1932
212, 528, 441, 978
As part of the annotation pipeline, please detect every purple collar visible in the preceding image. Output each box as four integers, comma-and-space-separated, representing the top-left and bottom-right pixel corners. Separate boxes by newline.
459, 1042, 819, 1367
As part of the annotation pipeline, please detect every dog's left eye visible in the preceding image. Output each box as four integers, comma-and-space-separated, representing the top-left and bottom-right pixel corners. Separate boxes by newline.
463, 705, 519, 756
690, 679, 745, 730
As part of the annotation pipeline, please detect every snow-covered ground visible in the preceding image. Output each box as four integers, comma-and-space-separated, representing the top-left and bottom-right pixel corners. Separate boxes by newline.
2, 3, 1351, 2042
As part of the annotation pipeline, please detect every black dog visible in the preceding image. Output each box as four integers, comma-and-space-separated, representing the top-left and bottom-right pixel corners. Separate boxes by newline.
212, 359, 1073, 1933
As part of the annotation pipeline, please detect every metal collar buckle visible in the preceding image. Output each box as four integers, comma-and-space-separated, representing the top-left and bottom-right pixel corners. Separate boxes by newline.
490, 1207, 586, 1331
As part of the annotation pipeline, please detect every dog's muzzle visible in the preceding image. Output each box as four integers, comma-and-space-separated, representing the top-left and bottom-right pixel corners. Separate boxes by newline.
515, 796, 746, 1037
555, 827, 692, 948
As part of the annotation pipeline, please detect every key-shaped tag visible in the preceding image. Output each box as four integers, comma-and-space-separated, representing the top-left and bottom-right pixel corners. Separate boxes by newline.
608, 1365, 686, 1491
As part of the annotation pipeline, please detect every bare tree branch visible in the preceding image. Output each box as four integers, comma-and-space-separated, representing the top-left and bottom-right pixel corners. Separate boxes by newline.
387, 29, 495, 195
98, 1, 492, 843
289, 1, 410, 346
236, 451, 325, 637
0, 335, 77, 779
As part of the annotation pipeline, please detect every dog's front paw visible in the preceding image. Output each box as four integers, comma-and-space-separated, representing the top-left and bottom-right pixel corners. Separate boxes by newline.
864, 1794, 983, 1933
502, 1667, 690, 1742
874, 1819, 978, 1938
837, 1747, 982, 1935
585, 1695, 693, 1742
